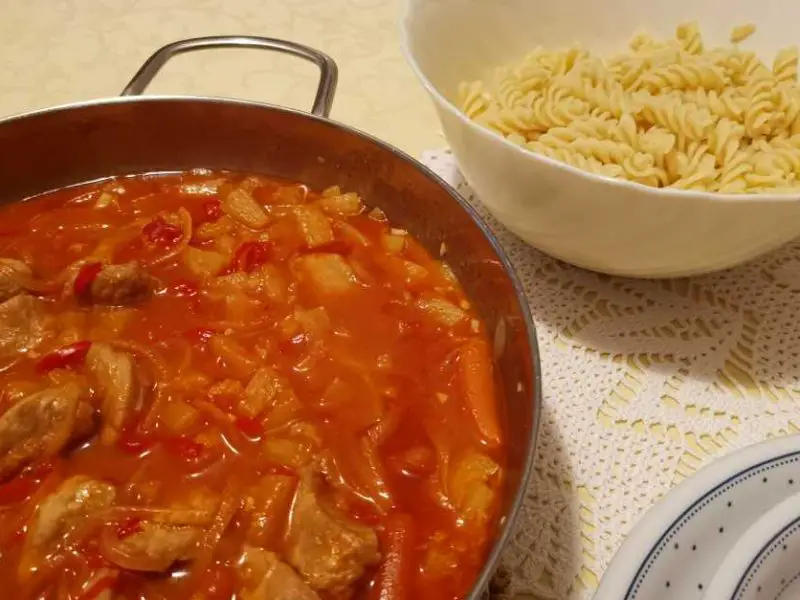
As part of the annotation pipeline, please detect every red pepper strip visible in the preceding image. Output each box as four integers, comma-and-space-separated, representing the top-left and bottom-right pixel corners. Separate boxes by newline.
73, 262, 103, 297
234, 416, 263, 439
142, 216, 182, 245
77, 571, 119, 600
370, 513, 416, 600
35, 340, 92, 373
115, 517, 144, 539
228, 241, 273, 273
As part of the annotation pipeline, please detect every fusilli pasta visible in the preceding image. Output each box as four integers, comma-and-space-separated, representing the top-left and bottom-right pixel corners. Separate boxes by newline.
458, 23, 800, 193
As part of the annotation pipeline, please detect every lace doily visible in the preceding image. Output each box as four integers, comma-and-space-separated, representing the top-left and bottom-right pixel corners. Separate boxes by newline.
421, 150, 800, 600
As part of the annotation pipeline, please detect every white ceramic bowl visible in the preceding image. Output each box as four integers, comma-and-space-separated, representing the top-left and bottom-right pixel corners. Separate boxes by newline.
400, 0, 800, 278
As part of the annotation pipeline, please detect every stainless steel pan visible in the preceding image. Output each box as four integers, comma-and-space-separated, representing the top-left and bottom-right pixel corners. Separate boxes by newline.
0, 36, 541, 599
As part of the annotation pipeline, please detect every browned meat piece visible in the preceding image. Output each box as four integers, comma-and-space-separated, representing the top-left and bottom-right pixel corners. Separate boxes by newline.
103, 522, 200, 572
238, 547, 320, 600
19, 476, 116, 575
85, 343, 140, 445
0, 259, 33, 302
286, 471, 380, 592
0, 294, 47, 360
81, 262, 156, 305
0, 384, 90, 480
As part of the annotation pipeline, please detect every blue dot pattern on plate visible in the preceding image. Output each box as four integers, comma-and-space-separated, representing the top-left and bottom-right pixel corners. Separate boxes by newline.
732, 516, 800, 599
626, 452, 800, 600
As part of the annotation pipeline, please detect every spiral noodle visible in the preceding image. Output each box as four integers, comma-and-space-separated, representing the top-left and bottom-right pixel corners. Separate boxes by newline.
458, 22, 800, 193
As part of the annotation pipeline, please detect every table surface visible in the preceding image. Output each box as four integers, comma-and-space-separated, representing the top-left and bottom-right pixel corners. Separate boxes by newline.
0, 0, 440, 157
6, 3, 799, 600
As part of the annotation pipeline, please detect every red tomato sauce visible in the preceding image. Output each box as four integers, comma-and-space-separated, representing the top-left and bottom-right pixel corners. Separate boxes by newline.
0, 170, 505, 600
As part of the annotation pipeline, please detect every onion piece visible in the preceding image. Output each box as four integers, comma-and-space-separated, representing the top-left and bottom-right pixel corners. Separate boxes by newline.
191, 480, 240, 572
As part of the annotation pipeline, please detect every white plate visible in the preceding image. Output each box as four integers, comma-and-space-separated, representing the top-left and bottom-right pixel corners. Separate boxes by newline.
595, 434, 800, 600
705, 491, 800, 599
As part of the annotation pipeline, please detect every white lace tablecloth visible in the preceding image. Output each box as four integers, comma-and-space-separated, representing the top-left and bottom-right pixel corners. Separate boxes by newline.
421, 150, 800, 600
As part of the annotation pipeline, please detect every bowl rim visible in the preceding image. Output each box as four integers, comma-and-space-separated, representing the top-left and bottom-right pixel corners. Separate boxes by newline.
0, 92, 543, 600
398, 0, 800, 204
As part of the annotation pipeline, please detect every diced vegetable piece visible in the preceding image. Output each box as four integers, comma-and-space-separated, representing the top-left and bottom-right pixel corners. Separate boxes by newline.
316, 192, 363, 216
209, 379, 245, 405
381, 233, 406, 254
209, 336, 259, 379
194, 216, 236, 241
294, 307, 330, 339
182, 247, 228, 278
159, 400, 200, 434
241, 367, 293, 419
382, 257, 428, 288
371, 513, 415, 600
262, 397, 303, 431
415, 297, 466, 327
448, 451, 500, 525
294, 254, 358, 295
221, 186, 269, 229
261, 437, 315, 469
459, 338, 502, 447
212, 264, 288, 305
294, 206, 334, 249
334, 221, 370, 247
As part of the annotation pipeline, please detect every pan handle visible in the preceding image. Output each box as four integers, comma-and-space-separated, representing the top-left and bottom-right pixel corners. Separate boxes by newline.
120, 35, 338, 118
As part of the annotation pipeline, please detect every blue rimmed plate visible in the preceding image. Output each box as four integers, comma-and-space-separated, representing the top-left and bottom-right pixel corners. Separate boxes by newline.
595, 435, 800, 600
705, 490, 800, 599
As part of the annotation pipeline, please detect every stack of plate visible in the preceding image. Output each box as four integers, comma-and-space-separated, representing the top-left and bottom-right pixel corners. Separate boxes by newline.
596, 435, 800, 600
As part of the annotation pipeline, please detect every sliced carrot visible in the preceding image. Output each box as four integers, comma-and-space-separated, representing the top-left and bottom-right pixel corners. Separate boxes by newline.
371, 513, 416, 600
459, 339, 502, 447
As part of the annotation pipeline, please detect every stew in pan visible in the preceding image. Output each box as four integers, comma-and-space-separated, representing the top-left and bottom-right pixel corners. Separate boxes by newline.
0, 170, 505, 600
